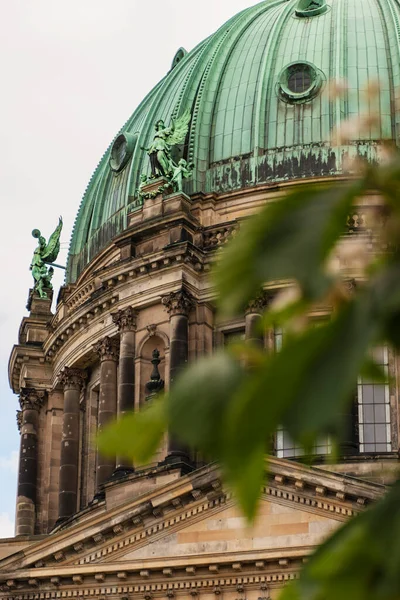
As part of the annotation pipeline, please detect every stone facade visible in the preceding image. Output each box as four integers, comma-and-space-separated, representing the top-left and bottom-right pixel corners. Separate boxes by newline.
3, 0, 400, 594
0, 461, 385, 599
1, 183, 397, 598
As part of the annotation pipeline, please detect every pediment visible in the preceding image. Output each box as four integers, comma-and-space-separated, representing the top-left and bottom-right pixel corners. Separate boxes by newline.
0, 459, 385, 584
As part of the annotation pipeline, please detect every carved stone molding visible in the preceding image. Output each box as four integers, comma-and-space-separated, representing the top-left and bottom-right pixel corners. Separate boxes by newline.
245, 291, 272, 315
16, 410, 22, 432
112, 306, 138, 332
146, 323, 157, 336
162, 290, 194, 317
94, 336, 120, 362
19, 388, 45, 411
59, 367, 88, 389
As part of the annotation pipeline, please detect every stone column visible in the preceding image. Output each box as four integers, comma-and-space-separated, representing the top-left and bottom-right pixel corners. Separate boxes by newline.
112, 306, 137, 475
94, 336, 119, 489
245, 292, 270, 347
162, 289, 194, 464
58, 368, 87, 522
16, 388, 45, 536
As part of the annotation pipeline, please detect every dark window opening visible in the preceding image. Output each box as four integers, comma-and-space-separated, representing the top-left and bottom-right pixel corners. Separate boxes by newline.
287, 68, 312, 94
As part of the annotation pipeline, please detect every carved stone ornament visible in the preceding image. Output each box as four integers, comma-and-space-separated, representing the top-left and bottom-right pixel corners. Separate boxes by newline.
16, 410, 22, 432
162, 289, 194, 317
145, 349, 165, 399
245, 290, 272, 315
94, 336, 120, 362
146, 323, 157, 336
59, 367, 87, 389
19, 388, 45, 411
112, 306, 138, 332
344, 278, 357, 293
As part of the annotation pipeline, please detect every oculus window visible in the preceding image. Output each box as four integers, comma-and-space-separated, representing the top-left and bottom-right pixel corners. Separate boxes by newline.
295, 0, 329, 17
109, 132, 138, 173
277, 62, 324, 104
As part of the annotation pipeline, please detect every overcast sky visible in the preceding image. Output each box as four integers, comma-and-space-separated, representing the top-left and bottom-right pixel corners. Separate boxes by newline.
0, 0, 260, 538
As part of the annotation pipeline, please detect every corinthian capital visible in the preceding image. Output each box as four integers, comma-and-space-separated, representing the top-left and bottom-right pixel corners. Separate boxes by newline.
112, 306, 138, 332
19, 388, 45, 411
59, 367, 87, 389
245, 291, 272, 315
162, 290, 194, 317
94, 336, 120, 362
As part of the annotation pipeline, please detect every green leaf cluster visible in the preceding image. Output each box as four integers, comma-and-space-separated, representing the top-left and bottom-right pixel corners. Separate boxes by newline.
98, 154, 400, 600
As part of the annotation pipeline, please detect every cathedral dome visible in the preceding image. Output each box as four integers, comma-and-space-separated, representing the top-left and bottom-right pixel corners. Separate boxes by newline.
67, 0, 400, 282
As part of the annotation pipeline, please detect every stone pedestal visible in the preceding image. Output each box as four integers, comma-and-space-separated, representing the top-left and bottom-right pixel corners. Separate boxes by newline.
94, 337, 119, 488
16, 388, 45, 536
162, 290, 194, 464
58, 368, 87, 522
112, 307, 137, 475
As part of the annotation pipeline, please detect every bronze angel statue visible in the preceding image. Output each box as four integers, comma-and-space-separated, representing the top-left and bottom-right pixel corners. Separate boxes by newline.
30, 217, 63, 299
146, 108, 191, 179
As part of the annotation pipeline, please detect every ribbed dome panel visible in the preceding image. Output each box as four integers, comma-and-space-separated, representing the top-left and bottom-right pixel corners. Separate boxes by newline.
67, 0, 400, 283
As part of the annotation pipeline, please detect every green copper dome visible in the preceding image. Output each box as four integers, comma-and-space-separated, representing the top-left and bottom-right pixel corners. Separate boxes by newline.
67, 0, 400, 283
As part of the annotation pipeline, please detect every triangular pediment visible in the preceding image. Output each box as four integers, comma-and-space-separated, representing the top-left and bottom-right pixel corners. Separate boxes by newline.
0, 459, 385, 585
108, 494, 340, 564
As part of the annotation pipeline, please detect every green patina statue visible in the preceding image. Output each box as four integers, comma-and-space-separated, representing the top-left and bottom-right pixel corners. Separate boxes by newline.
145, 108, 191, 179
30, 217, 63, 299
170, 158, 194, 192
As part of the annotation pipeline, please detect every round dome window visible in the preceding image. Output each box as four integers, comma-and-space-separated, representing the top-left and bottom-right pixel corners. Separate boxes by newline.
109, 132, 138, 172
277, 62, 324, 103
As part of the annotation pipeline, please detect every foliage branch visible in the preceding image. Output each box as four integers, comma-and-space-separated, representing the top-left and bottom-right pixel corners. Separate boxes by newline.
98, 150, 400, 599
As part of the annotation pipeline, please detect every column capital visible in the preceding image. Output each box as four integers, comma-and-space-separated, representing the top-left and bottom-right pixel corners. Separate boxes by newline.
112, 306, 138, 332
59, 367, 87, 389
162, 290, 194, 317
94, 336, 120, 362
245, 291, 272, 315
19, 388, 45, 411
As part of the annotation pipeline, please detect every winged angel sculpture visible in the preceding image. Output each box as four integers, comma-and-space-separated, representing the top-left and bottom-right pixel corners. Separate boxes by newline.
145, 108, 193, 190
30, 217, 63, 299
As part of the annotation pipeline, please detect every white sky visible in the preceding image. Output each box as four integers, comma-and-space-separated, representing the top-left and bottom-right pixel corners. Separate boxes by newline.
0, 0, 260, 538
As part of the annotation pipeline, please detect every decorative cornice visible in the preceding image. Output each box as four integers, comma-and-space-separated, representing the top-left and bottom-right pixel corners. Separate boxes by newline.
162, 290, 194, 317
93, 336, 120, 362
203, 223, 238, 250
245, 291, 272, 315
0, 569, 298, 598
0, 460, 383, 579
19, 388, 45, 411
59, 367, 88, 390
112, 306, 138, 332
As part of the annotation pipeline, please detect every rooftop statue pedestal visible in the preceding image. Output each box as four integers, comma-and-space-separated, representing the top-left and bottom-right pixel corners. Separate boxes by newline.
128, 179, 192, 226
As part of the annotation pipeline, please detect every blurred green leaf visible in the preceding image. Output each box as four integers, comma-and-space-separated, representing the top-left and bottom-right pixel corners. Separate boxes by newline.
360, 357, 387, 383
261, 297, 309, 330
214, 182, 364, 317
280, 480, 400, 600
219, 291, 379, 518
167, 351, 246, 459
97, 398, 166, 465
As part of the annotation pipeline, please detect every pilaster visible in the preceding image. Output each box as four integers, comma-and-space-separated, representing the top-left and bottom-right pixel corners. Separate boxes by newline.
112, 307, 138, 475
94, 337, 119, 489
16, 388, 45, 536
162, 290, 194, 466
57, 368, 87, 523
245, 291, 271, 347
